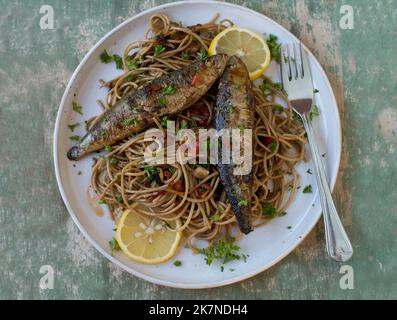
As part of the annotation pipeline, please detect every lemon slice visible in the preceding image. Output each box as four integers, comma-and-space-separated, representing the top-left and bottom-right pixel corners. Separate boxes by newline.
209, 27, 271, 80
116, 209, 182, 264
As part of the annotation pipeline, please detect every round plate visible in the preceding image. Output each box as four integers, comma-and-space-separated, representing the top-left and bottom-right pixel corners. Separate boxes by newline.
54, 0, 341, 288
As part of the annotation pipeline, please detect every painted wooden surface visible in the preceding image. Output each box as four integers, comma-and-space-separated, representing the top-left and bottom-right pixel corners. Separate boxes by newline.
0, 0, 396, 299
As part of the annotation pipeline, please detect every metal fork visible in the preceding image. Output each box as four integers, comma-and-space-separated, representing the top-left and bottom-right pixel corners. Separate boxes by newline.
280, 43, 353, 262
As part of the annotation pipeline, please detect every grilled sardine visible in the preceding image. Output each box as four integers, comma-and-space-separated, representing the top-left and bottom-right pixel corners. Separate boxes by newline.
215, 56, 254, 234
67, 54, 229, 160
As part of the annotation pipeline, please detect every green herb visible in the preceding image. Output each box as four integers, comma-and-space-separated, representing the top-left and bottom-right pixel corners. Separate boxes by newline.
181, 52, 190, 60
173, 260, 182, 267
68, 122, 80, 132
113, 54, 123, 69
104, 145, 112, 152
144, 166, 158, 182
238, 199, 248, 207
229, 268, 235, 272
109, 238, 120, 255
272, 105, 284, 113
126, 59, 137, 70
198, 238, 242, 266
116, 194, 123, 204
180, 121, 189, 130
268, 140, 277, 153
168, 166, 176, 174
69, 135, 80, 141
273, 83, 283, 91
220, 266, 224, 272
124, 74, 133, 82
77, 171, 82, 175
266, 34, 281, 63
109, 157, 118, 166
210, 214, 221, 222
309, 105, 320, 121
157, 96, 167, 106
72, 101, 83, 115
162, 85, 176, 95
303, 185, 312, 193
153, 45, 166, 57
100, 50, 112, 63
306, 169, 313, 175
228, 105, 235, 114
124, 118, 139, 127
160, 116, 169, 128
197, 48, 208, 61
98, 199, 107, 205
287, 226, 292, 230
314, 89, 319, 93
262, 203, 278, 219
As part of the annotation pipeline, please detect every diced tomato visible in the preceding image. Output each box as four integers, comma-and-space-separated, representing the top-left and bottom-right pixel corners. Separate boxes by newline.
169, 180, 185, 192
189, 104, 210, 125
191, 73, 199, 86
147, 83, 162, 92
260, 136, 273, 146
163, 170, 172, 178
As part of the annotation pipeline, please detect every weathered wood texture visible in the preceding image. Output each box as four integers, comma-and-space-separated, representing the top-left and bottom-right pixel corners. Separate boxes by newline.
0, 0, 396, 299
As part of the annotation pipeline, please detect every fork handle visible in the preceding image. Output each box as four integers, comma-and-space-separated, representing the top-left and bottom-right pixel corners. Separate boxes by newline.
301, 114, 353, 262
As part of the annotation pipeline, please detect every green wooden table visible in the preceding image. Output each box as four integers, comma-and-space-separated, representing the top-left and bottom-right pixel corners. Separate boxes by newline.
1, 0, 396, 299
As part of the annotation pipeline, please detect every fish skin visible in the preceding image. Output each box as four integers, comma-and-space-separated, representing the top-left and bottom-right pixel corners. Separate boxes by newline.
214, 56, 254, 234
67, 54, 229, 160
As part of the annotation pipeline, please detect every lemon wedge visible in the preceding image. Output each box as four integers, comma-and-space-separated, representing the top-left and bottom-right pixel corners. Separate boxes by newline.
116, 209, 182, 264
209, 27, 271, 80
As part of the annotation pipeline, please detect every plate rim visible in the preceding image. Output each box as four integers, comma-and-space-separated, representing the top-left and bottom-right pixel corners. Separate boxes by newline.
53, 0, 342, 289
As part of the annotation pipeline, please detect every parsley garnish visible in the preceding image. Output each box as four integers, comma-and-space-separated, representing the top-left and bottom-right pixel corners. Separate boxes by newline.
116, 194, 123, 204
124, 74, 133, 82
309, 105, 320, 121
144, 166, 158, 182
157, 96, 167, 106
109, 238, 120, 255
126, 59, 137, 70
68, 122, 80, 132
173, 260, 182, 267
306, 169, 313, 175
100, 50, 112, 63
272, 105, 284, 113
266, 34, 281, 64
113, 54, 123, 69
162, 85, 176, 95
199, 238, 242, 266
153, 45, 166, 57
124, 118, 138, 127
268, 140, 277, 152
314, 89, 319, 93
197, 48, 208, 61
303, 185, 312, 193
98, 199, 107, 205
210, 214, 221, 222
160, 116, 169, 128
181, 52, 190, 60
109, 157, 118, 166
72, 101, 83, 115
262, 203, 278, 219
104, 145, 112, 152
69, 135, 80, 141
238, 199, 248, 207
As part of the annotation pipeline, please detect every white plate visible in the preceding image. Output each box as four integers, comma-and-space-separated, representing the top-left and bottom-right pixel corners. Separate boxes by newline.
54, 0, 341, 289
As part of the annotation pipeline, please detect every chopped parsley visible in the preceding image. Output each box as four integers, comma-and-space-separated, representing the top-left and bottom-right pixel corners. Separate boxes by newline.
287, 226, 292, 230
124, 118, 139, 127
109, 157, 118, 166
266, 34, 281, 64
98, 199, 107, 205
210, 214, 221, 222
109, 238, 120, 255
157, 96, 167, 106
173, 260, 182, 267
69, 135, 80, 141
197, 48, 208, 61
309, 105, 320, 121
272, 105, 284, 113
314, 89, 319, 93
303, 185, 313, 193
116, 194, 123, 204
262, 203, 278, 219
126, 59, 137, 70
77, 171, 82, 175
160, 116, 169, 128
162, 85, 176, 95
113, 54, 123, 69
144, 166, 158, 182
153, 45, 166, 57
181, 52, 190, 60
306, 169, 313, 175
104, 145, 112, 152
228, 105, 235, 114
68, 122, 80, 132
268, 140, 277, 153
124, 74, 133, 82
100, 50, 112, 63
198, 238, 243, 266
220, 266, 224, 272
72, 101, 83, 115
238, 199, 248, 207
